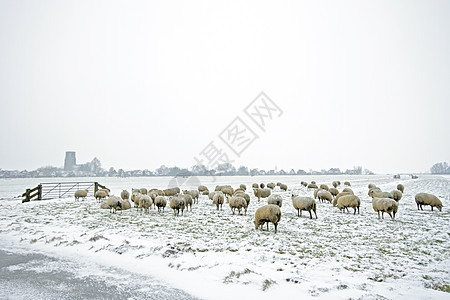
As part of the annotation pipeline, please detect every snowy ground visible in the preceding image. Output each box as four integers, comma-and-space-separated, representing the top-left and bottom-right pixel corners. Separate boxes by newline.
0, 175, 449, 299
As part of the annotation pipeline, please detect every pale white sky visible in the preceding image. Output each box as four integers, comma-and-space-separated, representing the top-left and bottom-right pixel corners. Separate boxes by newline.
1, 0, 449, 174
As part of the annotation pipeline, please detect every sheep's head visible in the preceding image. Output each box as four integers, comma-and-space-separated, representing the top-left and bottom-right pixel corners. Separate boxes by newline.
437, 204, 443, 211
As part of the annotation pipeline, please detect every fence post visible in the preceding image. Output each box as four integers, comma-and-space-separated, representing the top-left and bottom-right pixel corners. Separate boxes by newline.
38, 185, 42, 200
22, 189, 31, 203
94, 182, 99, 194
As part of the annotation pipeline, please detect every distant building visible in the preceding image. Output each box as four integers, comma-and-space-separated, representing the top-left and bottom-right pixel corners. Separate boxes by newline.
64, 151, 77, 171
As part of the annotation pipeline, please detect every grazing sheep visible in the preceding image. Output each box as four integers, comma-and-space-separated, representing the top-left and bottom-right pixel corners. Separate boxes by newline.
301, 181, 308, 187
319, 184, 329, 191
344, 181, 351, 186
332, 181, 339, 188
213, 191, 225, 211
368, 183, 377, 189
307, 183, 318, 190
169, 196, 185, 216
139, 195, 153, 214
154, 196, 167, 212
397, 184, 405, 193
208, 191, 216, 200
369, 189, 393, 199
119, 199, 131, 210
368, 187, 382, 197
99, 188, 110, 196
314, 189, 320, 199
332, 192, 353, 207
342, 187, 354, 194
221, 186, 234, 198
329, 187, 339, 198
164, 187, 180, 196
198, 185, 208, 193
318, 190, 333, 203
120, 190, 130, 201
311, 181, 316, 184
415, 193, 443, 211
240, 184, 247, 191
372, 197, 398, 219
229, 196, 248, 215
276, 182, 282, 186
148, 191, 159, 202
291, 195, 317, 219
390, 190, 403, 202
267, 194, 283, 207
253, 188, 271, 201
95, 190, 108, 202
183, 194, 193, 211
279, 183, 288, 192
252, 183, 259, 189
337, 195, 360, 214
106, 196, 122, 213
131, 192, 142, 208
140, 188, 148, 195
267, 183, 276, 190
234, 191, 251, 206
202, 190, 209, 195
254, 204, 282, 233
183, 190, 199, 204
74, 189, 89, 201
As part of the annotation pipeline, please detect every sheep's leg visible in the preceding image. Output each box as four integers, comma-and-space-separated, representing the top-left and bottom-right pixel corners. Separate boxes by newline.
299, 210, 302, 217
392, 211, 396, 219
309, 211, 312, 219
431, 206, 434, 211
417, 203, 420, 210
382, 212, 384, 219
377, 211, 380, 219
274, 223, 278, 233
266, 222, 269, 231
314, 211, 318, 219
353, 208, 356, 215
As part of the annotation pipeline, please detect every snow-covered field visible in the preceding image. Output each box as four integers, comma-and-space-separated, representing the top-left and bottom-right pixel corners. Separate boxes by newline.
0, 175, 449, 299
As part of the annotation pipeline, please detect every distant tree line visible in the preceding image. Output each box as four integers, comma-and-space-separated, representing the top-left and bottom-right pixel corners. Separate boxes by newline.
0, 158, 374, 178
430, 162, 450, 174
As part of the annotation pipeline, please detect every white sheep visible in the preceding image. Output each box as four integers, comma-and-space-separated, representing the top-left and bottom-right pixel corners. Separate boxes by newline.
291, 195, 317, 219
139, 195, 153, 214
390, 190, 403, 202
106, 196, 123, 213
198, 185, 208, 193
319, 184, 329, 191
120, 199, 131, 210
233, 191, 251, 206
267, 194, 283, 207
254, 204, 282, 233
131, 192, 142, 209
397, 184, 405, 193
369, 189, 393, 199
267, 183, 276, 190
169, 196, 185, 216
183, 194, 193, 211
154, 196, 167, 212
140, 188, 148, 195
301, 181, 308, 187
240, 184, 247, 191
318, 190, 333, 203
253, 188, 271, 201
213, 191, 225, 211
74, 189, 89, 201
307, 183, 318, 190
95, 190, 108, 202
415, 193, 443, 211
183, 190, 199, 204
120, 190, 130, 201
164, 187, 180, 196
372, 197, 398, 219
342, 187, 354, 194
329, 187, 339, 198
252, 183, 259, 189
332, 192, 353, 207
344, 181, 351, 186
337, 195, 360, 214
229, 196, 247, 215
279, 183, 288, 192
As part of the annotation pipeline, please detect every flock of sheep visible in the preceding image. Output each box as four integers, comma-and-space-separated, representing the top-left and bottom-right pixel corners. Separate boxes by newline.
73, 179, 444, 234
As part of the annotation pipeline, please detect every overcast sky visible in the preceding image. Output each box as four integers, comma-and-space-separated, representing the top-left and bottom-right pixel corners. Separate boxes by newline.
1, 0, 449, 174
